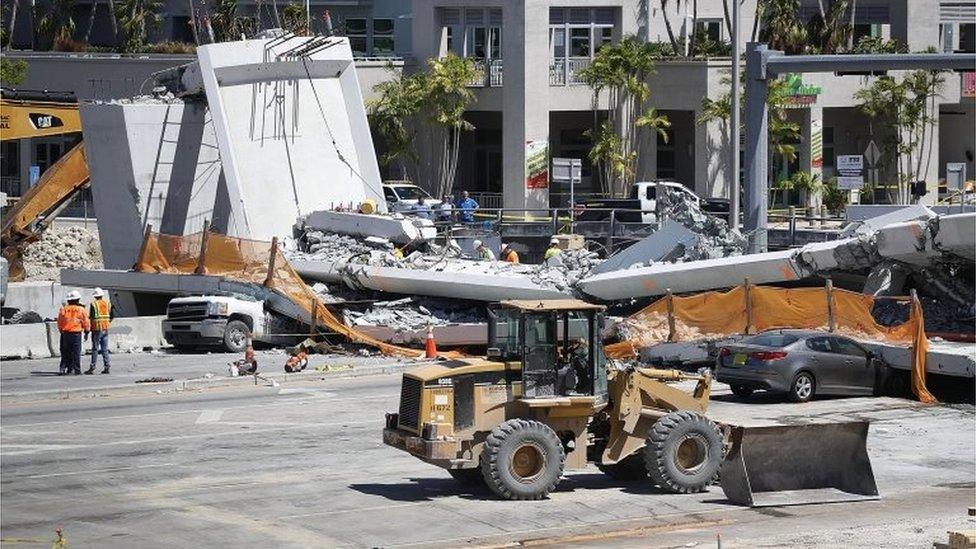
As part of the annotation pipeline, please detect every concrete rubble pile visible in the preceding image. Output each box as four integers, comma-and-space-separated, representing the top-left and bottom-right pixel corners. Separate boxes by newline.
657, 186, 747, 262
23, 225, 103, 281
343, 297, 484, 330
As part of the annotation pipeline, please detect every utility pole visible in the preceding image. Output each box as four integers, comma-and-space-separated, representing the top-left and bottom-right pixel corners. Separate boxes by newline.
729, 0, 741, 230
743, 42, 768, 253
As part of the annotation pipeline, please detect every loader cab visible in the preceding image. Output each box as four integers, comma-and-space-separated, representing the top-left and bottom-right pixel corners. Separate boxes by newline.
487, 300, 608, 402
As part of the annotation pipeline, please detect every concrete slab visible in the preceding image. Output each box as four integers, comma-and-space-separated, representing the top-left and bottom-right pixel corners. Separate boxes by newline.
588, 220, 700, 276
0, 324, 52, 359
578, 249, 803, 300
3, 281, 86, 319
344, 263, 571, 302
299, 210, 435, 245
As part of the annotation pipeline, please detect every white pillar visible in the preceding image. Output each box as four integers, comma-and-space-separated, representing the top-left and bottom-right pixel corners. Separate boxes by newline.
501, 0, 550, 212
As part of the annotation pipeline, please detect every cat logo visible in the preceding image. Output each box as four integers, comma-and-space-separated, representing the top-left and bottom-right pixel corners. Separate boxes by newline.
29, 113, 64, 130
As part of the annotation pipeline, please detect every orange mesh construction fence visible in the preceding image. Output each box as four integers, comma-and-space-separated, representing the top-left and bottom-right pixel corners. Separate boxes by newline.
134, 229, 426, 357
605, 284, 935, 403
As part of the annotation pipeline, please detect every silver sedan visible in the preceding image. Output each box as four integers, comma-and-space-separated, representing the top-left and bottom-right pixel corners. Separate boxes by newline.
715, 329, 885, 402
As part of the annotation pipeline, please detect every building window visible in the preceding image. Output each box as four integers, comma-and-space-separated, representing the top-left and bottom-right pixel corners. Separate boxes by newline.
695, 19, 722, 42
570, 27, 590, 57
823, 127, 835, 170
960, 23, 975, 53
852, 23, 881, 44
346, 18, 368, 55
551, 27, 566, 58
373, 18, 395, 56
596, 27, 613, 52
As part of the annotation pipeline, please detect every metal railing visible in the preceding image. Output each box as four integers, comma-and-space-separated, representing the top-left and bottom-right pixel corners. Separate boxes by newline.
549, 58, 591, 86
467, 59, 504, 87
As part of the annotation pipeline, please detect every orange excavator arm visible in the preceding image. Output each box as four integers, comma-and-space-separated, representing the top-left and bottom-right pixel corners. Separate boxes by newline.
1, 92, 90, 281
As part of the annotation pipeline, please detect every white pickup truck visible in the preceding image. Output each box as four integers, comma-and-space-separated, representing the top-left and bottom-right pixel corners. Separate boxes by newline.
576, 181, 730, 223
162, 294, 298, 352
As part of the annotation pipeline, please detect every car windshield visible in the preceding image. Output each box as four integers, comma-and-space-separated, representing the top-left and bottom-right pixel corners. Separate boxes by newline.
392, 186, 431, 200
746, 332, 798, 348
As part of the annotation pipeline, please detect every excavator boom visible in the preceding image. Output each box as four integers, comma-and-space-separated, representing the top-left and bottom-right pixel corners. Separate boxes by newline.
0, 91, 89, 281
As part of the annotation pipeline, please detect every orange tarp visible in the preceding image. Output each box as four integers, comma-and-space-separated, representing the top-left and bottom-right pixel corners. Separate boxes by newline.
608, 283, 935, 403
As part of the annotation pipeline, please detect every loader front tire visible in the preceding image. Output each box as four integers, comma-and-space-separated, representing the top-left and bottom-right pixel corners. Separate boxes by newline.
481, 419, 564, 500
645, 411, 723, 494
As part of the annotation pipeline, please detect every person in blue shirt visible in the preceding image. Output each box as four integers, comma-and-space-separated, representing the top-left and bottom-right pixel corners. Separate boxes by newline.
456, 190, 479, 223
412, 195, 431, 220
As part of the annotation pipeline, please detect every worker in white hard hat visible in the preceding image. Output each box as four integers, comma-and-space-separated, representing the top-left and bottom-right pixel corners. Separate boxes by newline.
472, 239, 495, 261
85, 288, 114, 374
57, 290, 90, 375
544, 238, 562, 260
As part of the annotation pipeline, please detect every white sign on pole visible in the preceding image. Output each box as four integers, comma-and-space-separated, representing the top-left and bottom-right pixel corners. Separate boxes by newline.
552, 157, 582, 233
836, 155, 863, 172
837, 176, 864, 190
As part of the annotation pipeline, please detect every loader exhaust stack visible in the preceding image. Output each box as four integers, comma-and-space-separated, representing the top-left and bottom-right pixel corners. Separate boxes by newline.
720, 421, 879, 507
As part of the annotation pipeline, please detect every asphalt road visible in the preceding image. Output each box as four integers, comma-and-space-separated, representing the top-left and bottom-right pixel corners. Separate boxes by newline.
2, 371, 974, 548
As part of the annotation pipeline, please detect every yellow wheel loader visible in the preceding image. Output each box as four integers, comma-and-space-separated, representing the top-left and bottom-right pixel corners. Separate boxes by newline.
383, 299, 726, 500
383, 299, 880, 505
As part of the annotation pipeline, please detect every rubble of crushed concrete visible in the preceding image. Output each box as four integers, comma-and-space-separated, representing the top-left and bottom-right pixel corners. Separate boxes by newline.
343, 297, 484, 330
23, 225, 103, 281
657, 187, 746, 262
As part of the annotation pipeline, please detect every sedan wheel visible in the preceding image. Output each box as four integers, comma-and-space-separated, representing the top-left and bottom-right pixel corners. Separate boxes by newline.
790, 372, 815, 403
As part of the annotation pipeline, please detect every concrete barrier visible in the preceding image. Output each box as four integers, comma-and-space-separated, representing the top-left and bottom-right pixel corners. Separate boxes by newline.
0, 324, 53, 359
4, 281, 86, 320
105, 316, 166, 351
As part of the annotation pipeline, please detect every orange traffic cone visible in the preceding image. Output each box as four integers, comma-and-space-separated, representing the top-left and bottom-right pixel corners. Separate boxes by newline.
425, 325, 438, 359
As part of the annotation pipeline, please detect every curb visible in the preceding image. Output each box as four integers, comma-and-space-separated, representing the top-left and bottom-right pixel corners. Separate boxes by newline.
0, 361, 420, 403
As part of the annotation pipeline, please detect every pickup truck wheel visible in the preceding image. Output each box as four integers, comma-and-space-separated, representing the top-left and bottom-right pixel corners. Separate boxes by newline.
481, 419, 564, 500
597, 453, 648, 480
223, 320, 249, 353
644, 411, 723, 494
448, 468, 486, 486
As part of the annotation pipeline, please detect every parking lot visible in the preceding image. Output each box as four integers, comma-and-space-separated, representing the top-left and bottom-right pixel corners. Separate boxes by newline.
2, 359, 973, 548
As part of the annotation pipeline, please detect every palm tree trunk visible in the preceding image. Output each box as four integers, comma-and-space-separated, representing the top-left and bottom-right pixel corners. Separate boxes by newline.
689, 0, 698, 57
816, 0, 826, 20
107, 0, 118, 46
661, 0, 680, 53
6, 0, 18, 48
848, 0, 856, 49
83, 0, 97, 43
751, 0, 763, 42
721, 0, 731, 39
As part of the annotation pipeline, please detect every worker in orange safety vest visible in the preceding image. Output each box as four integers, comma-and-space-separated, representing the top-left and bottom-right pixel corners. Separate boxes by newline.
57, 290, 90, 375
499, 243, 519, 264
85, 288, 114, 374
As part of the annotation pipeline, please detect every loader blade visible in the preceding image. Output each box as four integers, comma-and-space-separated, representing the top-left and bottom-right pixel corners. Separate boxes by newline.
720, 421, 879, 507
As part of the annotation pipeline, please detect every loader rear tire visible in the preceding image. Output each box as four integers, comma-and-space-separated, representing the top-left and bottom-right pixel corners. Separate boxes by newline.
448, 468, 485, 486
481, 419, 564, 500
645, 411, 723, 494
597, 454, 648, 480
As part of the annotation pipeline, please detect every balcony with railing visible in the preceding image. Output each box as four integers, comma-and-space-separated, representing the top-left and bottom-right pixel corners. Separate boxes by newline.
549, 58, 592, 86
467, 59, 503, 87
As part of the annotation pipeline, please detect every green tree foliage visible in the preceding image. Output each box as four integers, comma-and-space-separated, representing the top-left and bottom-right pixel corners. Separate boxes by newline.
0, 58, 28, 85
578, 35, 667, 195
210, 0, 257, 42
37, 0, 76, 50
115, 0, 162, 53
281, 3, 308, 36
855, 70, 945, 204
368, 53, 478, 197
760, 0, 853, 54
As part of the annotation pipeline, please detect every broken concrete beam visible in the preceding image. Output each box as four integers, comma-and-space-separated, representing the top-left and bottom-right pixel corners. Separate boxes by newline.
299, 210, 436, 245
932, 213, 976, 260
290, 259, 346, 283
578, 249, 803, 300
841, 204, 937, 237
589, 220, 701, 276
343, 263, 571, 302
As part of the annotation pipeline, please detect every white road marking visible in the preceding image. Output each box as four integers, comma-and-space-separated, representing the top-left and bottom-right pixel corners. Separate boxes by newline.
195, 409, 224, 424
24, 462, 176, 479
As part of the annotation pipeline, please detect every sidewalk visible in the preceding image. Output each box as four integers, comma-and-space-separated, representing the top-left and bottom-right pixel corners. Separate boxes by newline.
0, 349, 419, 402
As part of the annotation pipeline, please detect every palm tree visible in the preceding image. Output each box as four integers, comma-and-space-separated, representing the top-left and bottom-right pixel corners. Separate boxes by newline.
759, 0, 807, 54
38, 0, 76, 49
108, 0, 119, 46
6, 0, 19, 49
660, 0, 681, 54
115, 0, 162, 52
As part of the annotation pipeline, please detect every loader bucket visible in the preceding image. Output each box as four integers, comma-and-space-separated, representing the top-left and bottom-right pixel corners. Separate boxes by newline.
720, 421, 879, 507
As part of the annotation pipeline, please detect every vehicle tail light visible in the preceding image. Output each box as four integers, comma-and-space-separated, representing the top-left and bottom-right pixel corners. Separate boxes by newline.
749, 351, 788, 361
719, 348, 731, 357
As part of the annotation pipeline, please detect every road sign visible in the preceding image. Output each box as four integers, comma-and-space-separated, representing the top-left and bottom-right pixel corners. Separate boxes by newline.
946, 162, 967, 190
864, 141, 882, 168
837, 155, 863, 173
837, 176, 864, 190
551, 157, 582, 184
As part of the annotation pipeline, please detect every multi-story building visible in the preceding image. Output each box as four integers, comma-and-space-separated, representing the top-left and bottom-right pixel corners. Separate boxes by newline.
3, 0, 974, 210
